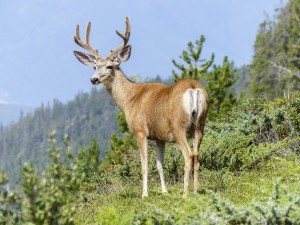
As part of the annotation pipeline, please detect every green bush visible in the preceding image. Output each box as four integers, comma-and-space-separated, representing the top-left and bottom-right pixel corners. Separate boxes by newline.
76, 139, 101, 178
200, 130, 254, 171
228, 95, 300, 143
0, 172, 20, 225
200, 129, 297, 172
129, 183, 300, 225
202, 183, 300, 225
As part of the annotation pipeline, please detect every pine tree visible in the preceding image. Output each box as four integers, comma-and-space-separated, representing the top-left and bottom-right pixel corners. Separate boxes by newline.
207, 57, 237, 119
172, 35, 215, 82
250, 20, 276, 97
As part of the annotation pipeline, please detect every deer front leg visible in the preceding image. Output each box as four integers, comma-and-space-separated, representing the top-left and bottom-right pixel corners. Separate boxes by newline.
193, 129, 203, 194
136, 132, 148, 197
156, 141, 167, 193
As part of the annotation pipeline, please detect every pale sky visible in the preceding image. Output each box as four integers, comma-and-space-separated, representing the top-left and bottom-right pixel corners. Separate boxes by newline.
0, 0, 286, 106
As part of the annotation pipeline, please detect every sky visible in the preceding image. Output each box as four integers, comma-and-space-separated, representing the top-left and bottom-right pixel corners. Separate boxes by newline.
0, 0, 286, 107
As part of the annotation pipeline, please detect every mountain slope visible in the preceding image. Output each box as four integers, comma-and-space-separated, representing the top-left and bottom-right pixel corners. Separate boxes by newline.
0, 87, 119, 184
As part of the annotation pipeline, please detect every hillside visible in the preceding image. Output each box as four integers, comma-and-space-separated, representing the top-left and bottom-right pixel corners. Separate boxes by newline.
0, 87, 119, 185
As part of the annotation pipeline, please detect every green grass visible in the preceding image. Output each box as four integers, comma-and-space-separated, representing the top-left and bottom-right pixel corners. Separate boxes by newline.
74, 155, 300, 224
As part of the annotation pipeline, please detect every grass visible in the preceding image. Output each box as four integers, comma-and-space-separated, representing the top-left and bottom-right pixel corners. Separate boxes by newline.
74, 154, 300, 224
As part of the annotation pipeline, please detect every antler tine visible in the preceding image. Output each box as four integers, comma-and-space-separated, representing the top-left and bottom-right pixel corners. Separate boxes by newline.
108, 17, 131, 60
74, 25, 82, 47
86, 21, 92, 47
74, 22, 100, 58
116, 17, 131, 45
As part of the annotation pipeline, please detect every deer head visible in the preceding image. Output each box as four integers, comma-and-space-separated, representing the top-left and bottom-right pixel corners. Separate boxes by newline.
73, 17, 132, 85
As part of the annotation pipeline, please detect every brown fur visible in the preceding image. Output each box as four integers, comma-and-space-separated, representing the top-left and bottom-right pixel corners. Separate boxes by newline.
126, 79, 208, 141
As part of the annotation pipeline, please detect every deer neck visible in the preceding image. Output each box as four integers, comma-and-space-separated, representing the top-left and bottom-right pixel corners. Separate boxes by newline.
103, 68, 136, 112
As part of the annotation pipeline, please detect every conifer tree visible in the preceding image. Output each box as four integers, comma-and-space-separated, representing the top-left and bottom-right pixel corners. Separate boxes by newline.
172, 35, 215, 82
206, 57, 237, 118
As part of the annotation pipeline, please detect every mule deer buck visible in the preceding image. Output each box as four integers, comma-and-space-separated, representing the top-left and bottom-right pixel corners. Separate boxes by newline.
73, 17, 209, 197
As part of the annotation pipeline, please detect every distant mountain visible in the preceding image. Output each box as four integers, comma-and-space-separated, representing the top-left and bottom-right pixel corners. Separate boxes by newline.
0, 87, 119, 185
0, 104, 32, 126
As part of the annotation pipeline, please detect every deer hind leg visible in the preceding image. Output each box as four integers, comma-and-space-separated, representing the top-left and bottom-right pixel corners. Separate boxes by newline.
175, 130, 193, 197
156, 141, 167, 193
193, 128, 203, 193
135, 132, 148, 197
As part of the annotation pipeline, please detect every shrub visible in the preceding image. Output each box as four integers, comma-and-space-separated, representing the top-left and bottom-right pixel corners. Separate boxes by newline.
229, 95, 300, 143
0, 172, 20, 225
129, 183, 300, 225
203, 182, 300, 225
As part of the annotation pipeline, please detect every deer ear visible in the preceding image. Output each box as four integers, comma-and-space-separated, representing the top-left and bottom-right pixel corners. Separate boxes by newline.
117, 45, 131, 62
73, 51, 96, 66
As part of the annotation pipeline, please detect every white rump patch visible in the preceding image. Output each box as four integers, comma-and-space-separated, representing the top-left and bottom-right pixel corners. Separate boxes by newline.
182, 88, 207, 124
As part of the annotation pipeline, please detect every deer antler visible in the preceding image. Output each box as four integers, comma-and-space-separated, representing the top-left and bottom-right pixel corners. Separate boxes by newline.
107, 17, 131, 60
74, 21, 101, 59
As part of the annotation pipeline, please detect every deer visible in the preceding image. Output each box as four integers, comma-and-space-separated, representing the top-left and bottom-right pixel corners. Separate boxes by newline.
73, 17, 209, 197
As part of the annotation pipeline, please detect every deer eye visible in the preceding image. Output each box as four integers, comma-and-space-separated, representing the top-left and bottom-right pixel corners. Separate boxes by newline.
107, 66, 113, 70
93, 67, 96, 70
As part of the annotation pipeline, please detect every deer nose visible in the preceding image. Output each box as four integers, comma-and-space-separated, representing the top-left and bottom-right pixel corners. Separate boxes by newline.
91, 77, 99, 84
